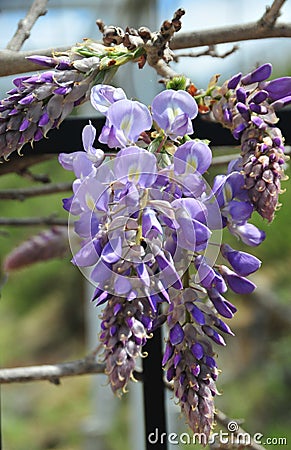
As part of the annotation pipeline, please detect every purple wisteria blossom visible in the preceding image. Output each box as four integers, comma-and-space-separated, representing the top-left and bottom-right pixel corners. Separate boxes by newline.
99, 99, 152, 148
212, 63, 290, 221
90, 84, 127, 114
59, 82, 279, 437
59, 122, 104, 178
151, 89, 198, 139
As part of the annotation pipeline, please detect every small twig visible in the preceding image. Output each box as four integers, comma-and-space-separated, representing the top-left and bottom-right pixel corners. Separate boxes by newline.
0, 216, 68, 227
171, 22, 291, 51
0, 183, 72, 201
0, 155, 54, 177
6, 0, 48, 52
174, 44, 239, 60
0, 356, 142, 385
259, 0, 286, 28
18, 167, 51, 184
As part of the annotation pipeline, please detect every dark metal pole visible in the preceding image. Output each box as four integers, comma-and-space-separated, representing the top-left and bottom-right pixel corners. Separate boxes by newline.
143, 327, 168, 450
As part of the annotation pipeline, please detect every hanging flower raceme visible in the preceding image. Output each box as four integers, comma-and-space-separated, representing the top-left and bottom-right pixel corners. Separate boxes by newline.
0, 55, 100, 160
210, 63, 290, 221
100, 296, 155, 395
59, 83, 270, 438
0, 40, 145, 160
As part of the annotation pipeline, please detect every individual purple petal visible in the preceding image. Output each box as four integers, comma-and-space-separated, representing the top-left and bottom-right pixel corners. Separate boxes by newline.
82, 122, 104, 166
34, 129, 43, 142
172, 197, 207, 223
251, 115, 266, 128
155, 251, 183, 290
236, 88, 247, 103
98, 121, 122, 148
229, 222, 266, 246
272, 95, 291, 110
227, 72, 242, 90
213, 317, 234, 336
76, 176, 110, 213
191, 342, 204, 360
162, 342, 174, 365
241, 63, 272, 85
195, 256, 227, 293
142, 208, 163, 238
174, 140, 212, 175
54, 86, 72, 95
82, 121, 96, 151
262, 77, 291, 101
136, 263, 150, 287
18, 94, 35, 105
221, 243, 261, 276
93, 290, 110, 306
58, 152, 84, 171
166, 366, 175, 382
100, 98, 152, 147
114, 146, 157, 188
169, 322, 184, 345
90, 84, 127, 115
114, 276, 132, 295
208, 288, 234, 318
251, 90, 268, 104
174, 210, 211, 252
72, 239, 100, 267
38, 111, 50, 127
90, 259, 112, 286
174, 353, 181, 368
233, 122, 247, 140
236, 102, 250, 121
202, 325, 226, 346
249, 103, 268, 114
219, 265, 256, 294
74, 211, 100, 238
101, 237, 122, 264
151, 89, 198, 139
19, 118, 30, 132
26, 55, 59, 68
227, 200, 253, 223
186, 302, 205, 325
205, 356, 216, 369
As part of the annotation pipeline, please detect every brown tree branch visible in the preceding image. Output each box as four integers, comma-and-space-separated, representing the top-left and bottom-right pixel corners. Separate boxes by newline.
171, 22, 291, 51
0, 155, 54, 177
6, 0, 49, 52
0, 358, 106, 385
0, 182, 72, 201
259, 0, 286, 27
0, 356, 143, 385
0, 46, 68, 77
174, 44, 239, 60
0, 5, 291, 78
0, 216, 68, 227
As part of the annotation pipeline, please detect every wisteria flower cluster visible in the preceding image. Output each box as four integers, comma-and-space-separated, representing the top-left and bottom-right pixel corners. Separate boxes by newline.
0, 41, 143, 160
59, 79, 272, 437
209, 63, 291, 221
